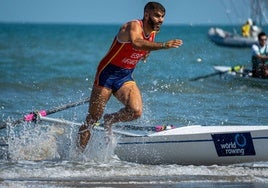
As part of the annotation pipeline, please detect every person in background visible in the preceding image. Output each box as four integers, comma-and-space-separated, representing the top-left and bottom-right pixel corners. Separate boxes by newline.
251, 21, 262, 40
242, 18, 252, 37
78, 2, 183, 150
251, 31, 268, 78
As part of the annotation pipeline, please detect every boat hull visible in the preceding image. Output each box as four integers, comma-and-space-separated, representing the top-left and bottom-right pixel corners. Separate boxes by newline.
115, 125, 268, 165
208, 27, 257, 48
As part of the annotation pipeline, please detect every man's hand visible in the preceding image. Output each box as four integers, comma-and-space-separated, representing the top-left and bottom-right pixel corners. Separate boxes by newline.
164, 39, 183, 49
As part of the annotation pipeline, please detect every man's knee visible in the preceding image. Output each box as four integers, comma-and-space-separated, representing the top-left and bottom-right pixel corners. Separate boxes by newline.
128, 107, 142, 120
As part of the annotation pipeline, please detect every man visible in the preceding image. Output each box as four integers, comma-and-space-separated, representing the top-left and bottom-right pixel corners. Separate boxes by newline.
252, 31, 268, 78
78, 2, 183, 150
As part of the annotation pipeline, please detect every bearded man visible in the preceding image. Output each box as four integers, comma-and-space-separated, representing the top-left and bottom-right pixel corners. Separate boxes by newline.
78, 2, 183, 150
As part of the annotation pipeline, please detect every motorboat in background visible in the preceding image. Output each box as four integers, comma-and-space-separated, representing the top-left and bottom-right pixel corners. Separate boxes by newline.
208, 27, 258, 48
208, 0, 267, 48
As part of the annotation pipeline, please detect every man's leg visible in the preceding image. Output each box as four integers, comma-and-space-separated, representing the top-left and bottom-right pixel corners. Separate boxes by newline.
103, 82, 143, 127
78, 86, 112, 150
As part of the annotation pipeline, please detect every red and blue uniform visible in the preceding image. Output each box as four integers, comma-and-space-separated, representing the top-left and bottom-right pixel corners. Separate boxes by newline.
94, 20, 156, 92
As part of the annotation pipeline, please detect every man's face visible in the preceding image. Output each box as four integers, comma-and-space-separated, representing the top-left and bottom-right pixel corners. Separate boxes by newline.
259, 35, 267, 47
145, 9, 165, 32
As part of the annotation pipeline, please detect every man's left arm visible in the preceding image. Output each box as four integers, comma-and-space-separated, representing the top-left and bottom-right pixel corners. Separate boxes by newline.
129, 21, 183, 51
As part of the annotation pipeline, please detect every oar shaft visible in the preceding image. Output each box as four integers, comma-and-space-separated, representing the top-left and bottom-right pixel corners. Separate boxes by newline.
190, 65, 248, 81
46, 97, 90, 115
0, 97, 90, 129
189, 71, 227, 81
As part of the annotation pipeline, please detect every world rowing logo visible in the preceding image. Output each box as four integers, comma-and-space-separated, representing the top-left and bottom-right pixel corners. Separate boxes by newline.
235, 133, 247, 148
211, 132, 256, 157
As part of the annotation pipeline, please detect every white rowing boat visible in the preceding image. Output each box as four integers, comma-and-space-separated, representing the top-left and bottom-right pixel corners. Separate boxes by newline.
2, 116, 268, 165
213, 65, 268, 86
115, 125, 268, 165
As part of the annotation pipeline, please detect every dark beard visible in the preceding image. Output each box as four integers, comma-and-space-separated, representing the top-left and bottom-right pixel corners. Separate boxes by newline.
148, 16, 160, 32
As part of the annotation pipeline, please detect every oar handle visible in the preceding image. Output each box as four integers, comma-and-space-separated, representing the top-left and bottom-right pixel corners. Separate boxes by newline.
24, 110, 47, 122
155, 125, 176, 132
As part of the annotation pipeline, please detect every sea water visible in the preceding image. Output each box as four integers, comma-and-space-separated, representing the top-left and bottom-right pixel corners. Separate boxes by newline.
0, 23, 268, 187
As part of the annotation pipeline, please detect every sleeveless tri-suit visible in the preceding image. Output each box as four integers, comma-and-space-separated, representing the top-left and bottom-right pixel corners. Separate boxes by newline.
94, 20, 156, 92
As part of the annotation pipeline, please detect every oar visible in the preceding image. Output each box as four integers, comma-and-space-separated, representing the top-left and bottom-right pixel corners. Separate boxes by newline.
115, 124, 176, 132
189, 71, 228, 81
0, 97, 90, 129
189, 65, 244, 81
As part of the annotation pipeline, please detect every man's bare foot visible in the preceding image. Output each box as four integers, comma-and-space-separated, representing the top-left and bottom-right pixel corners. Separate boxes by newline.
77, 124, 91, 151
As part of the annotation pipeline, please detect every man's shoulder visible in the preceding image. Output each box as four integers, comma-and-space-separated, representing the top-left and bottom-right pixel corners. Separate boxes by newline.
127, 19, 141, 26
121, 20, 140, 29
252, 44, 259, 50
120, 20, 141, 31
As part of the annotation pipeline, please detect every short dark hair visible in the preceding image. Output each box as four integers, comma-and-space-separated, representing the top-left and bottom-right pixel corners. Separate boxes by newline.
258, 31, 267, 40
144, 2, 165, 13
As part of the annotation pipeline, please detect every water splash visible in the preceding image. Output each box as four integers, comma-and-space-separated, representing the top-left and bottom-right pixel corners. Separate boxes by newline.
5, 120, 118, 163
81, 129, 117, 163
7, 122, 65, 161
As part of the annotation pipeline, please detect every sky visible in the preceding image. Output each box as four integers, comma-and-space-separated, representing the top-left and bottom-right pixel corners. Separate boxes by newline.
0, 0, 252, 25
